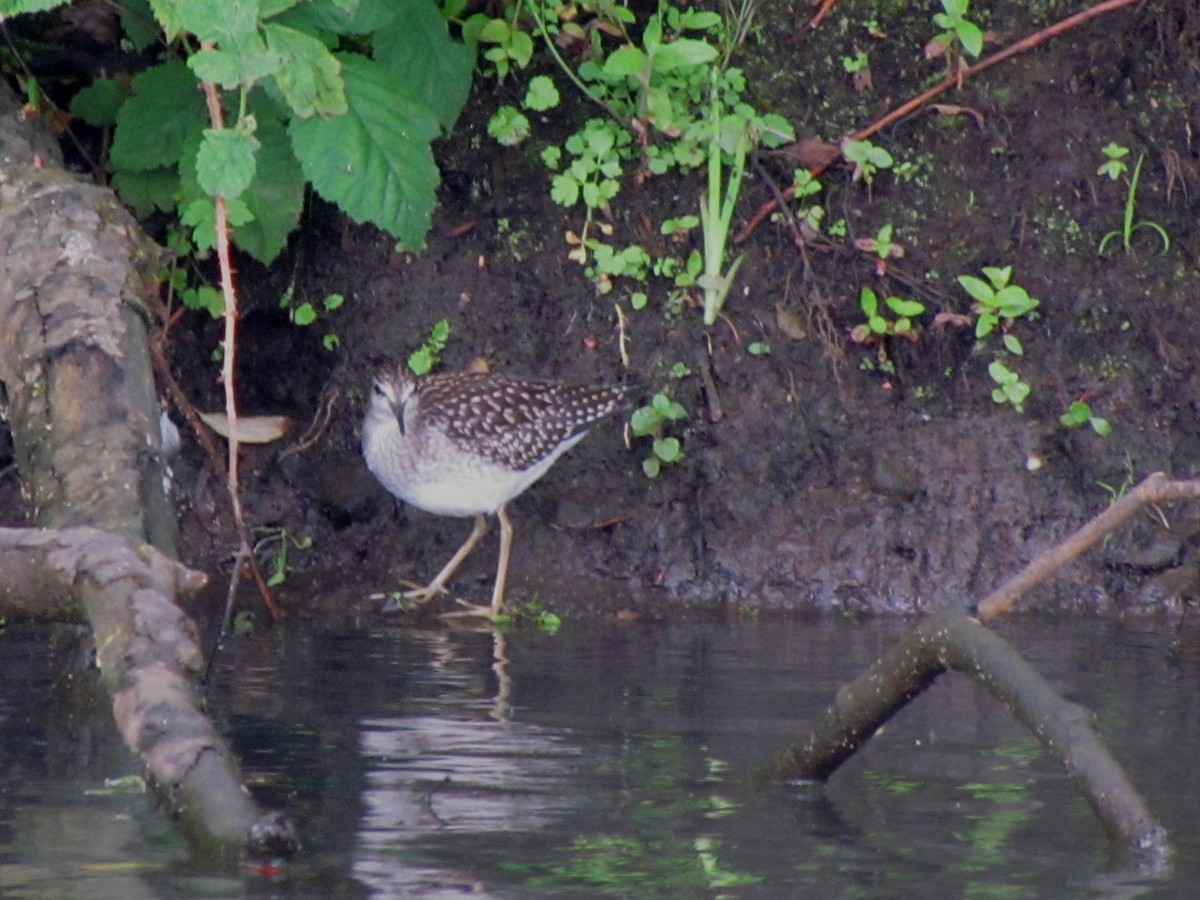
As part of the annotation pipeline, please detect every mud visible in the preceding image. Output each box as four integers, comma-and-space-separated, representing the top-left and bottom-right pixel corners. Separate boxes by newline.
86, 4, 1200, 619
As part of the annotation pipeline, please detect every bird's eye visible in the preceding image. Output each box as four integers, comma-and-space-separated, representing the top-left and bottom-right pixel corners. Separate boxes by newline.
372, 381, 386, 397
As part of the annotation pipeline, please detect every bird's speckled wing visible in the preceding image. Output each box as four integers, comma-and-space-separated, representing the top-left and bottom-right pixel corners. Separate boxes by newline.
417, 373, 632, 471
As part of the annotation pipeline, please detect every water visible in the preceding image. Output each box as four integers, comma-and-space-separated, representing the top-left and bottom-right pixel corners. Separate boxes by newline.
1, 616, 1197, 897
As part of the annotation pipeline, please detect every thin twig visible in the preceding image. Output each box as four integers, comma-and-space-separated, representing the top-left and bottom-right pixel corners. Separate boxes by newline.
976, 473, 1200, 622
738, 0, 1144, 243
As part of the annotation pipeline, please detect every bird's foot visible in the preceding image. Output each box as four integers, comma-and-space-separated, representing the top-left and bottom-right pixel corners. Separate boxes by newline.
403, 581, 449, 604
438, 598, 499, 620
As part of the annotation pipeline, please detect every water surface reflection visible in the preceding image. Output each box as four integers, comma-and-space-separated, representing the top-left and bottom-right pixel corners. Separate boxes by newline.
2, 617, 1197, 897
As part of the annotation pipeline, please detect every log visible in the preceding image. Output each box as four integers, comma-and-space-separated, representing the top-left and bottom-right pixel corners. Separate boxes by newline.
0, 80, 297, 859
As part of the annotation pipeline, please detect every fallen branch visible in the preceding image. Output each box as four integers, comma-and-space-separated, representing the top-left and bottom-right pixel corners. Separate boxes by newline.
757, 610, 1169, 854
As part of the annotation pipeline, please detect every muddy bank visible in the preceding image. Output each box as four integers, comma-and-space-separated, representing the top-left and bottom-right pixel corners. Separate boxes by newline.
17, 1, 1198, 621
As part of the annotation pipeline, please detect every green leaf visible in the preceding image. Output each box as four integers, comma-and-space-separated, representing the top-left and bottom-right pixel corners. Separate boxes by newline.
982, 265, 1011, 288
643, 457, 661, 478
2, 0, 72, 13
234, 118, 305, 263
264, 23, 347, 118
113, 168, 179, 217
523, 75, 559, 112
630, 406, 661, 436
1091, 417, 1112, 436
604, 45, 647, 77
289, 0, 400, 35
957, 274, 994, 304
1002, 333, 1023, 355
859, 288, 878, 317
110, 61, 207, 172
374, 1, 473, 130
956, 20, 984, 57
887, 297, 925, 317
653, 436, 683, 462
69, 78, 132, 126
550, 173, 579, 206
975, 312, 996, 338
196, 127, 259, 199
288, 54, 441, 250
988, 360, 1015, 385
650, 38, 717, 72
292, 302, 317, 325
188, 43, 281, 89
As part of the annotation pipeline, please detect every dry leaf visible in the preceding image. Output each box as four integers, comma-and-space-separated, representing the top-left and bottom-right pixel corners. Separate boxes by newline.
198, 412, 294, 444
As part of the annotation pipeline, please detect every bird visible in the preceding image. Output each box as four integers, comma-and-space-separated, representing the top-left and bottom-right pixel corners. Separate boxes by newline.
362, 364, 635, 618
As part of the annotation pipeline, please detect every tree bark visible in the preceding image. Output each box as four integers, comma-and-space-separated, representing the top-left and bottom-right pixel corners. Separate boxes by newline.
0, 82, 296, 859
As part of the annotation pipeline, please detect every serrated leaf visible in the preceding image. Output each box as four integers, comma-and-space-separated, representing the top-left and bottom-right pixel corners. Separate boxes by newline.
69, 78, 131, 126
196, 127, 259, 198
288, 54, 440, 250
178, 0, 258, 48
189, 44, 280, 89
523, 75, 559, 111
234, 118, 305, 263
550, 173, 579, 206
374, 2, 473, 130
264, 23, 346, 118
287, 0, 399, 34
113, 168, 179, 217
111, 61, 207, 172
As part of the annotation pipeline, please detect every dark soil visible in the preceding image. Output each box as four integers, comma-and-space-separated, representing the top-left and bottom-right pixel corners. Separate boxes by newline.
168, 1, 1200, 622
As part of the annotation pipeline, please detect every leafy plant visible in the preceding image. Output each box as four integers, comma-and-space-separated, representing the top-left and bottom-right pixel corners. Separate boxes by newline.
957, 265, 1040, 353
850, 288, 926, 343
699, 73, 750, 326
630, 392, 688, 477
1097, 151, 1170, 257
841, 138, 894, 185
10, 0, 476, 264
988, 360, 1030, 412
931, 0, 984, 59
408, 319, 451, 375
1060, 400, 1112, 436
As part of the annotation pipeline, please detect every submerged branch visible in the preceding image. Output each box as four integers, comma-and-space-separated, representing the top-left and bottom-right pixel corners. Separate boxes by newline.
758, 610, 1168, 854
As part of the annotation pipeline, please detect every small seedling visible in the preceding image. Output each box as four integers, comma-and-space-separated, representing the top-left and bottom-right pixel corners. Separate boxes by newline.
988, 359, 1030, 411
1060, 400, 1111, 436
280, 289, 345, 351
931, 0, 984, 58
957, 265, 1039, 351
1097, 142, 1129, 180
1098, 152, 1170, 258
841, 138, 894, 185
254, 527, 313, 587
850, 287, 926, 343
747, 341, 771, 355
630, 391, 688, 477
409, 319, 451, 375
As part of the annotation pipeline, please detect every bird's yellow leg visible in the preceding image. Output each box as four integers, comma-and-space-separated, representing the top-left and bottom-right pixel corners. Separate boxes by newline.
406, 513, 488, 602
443, 505, 513, 620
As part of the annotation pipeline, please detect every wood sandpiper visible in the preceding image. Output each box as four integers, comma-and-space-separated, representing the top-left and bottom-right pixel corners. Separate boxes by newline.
362, 364, 634, 618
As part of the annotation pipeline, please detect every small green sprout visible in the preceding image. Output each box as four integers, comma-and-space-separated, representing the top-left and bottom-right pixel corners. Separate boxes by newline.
850, 287, 926, 342
988, 360, 1030, 411
1097, 142, 1130, 180
1060, 400, 1111, 436
631, 392, 688, 477
841, 138, 894, 185
932, 0, 984, 58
